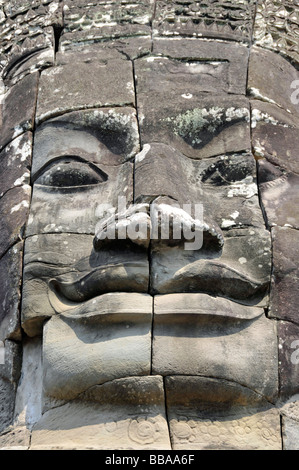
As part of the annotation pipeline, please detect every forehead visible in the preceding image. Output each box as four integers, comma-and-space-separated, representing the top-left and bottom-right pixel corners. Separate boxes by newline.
33, 39, 251, 166
135, 45, 250, 159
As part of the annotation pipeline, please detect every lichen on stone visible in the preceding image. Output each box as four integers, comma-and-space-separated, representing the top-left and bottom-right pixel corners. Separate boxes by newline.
165, 106, 250, 145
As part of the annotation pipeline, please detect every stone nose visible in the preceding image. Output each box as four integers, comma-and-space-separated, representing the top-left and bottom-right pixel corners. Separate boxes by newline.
134, 142, 193, 205
132, 142, 224, 252
94, 142, 224, 252
93, 196, 224, 253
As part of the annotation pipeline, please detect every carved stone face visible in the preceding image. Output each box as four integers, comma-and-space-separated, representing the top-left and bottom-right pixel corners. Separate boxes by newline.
20, 42, 280, 449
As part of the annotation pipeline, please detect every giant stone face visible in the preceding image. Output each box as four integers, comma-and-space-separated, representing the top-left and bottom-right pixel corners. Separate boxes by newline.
18, 42, 280, 449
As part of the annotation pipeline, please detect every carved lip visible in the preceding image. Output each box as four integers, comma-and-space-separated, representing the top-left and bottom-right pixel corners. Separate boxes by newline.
50, 259, 268, 306
154, 293, 263, 320
48, 289, 262, 322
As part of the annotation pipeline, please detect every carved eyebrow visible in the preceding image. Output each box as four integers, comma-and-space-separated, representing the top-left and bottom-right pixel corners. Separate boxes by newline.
32, 155, 108, 185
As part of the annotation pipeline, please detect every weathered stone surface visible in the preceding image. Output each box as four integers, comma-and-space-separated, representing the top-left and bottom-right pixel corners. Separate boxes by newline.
258, 160, 299, 229
282, 417, 299, 450
0, 185, 31, 259
165, 376, 281, 450
0, 2, 61, 86
253, 0, 299, 64
150, 215, 270, 278
4, 0, 56, 17
153, 294, 278, 400
152, 38, 249, 95
0, 340, 22, 384
58, 37, 152, 63
135, 144, 264, 224
21, 234, 93, 336
35, 58, 135, 124
0, 132, 32, 199
1, 29, 54, 89
22, 234, 150, 336
269, 227, 299, 324
22, 104, 146, 337
134, 145, 271, 303
57, 42, 127, 64
150, 230, 271, 303
153, 0, 257, 42
61, 0, 153, 48
0, 377, 18, 433
251, 101, 299, 174
278, 321, 299, 399
13, 337, 43, 429
280, 398, 299, 424
25, 108, 138, 238
63, 0, 154, 32
0, 339, 3, 366
280, 400, 299, 450
31, 376, 171, 450
27, 163, 133, 237
0, 72, 38, 152
60, 35, 152, 61
3, 16, 296, 450
0, 340, 22, 434
0, 242, 23, 342
60, 24, 151, 50
135, 57, 251, 159
42, 293, 152, 400
32, 108, 139, 173
0, 426, 31, 450
155, 293, 266, 320
248, 46, 299, 119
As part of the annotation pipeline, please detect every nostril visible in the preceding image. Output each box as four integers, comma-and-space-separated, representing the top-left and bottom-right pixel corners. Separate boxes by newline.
201, 215, 224, 252
150, 200, 224, 252
93, 237, 149, 254
202, 229, 224, 252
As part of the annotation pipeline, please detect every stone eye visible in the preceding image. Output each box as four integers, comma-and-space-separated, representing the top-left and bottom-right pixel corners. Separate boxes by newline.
202, 157, 254, 185
35, 160, 108, 188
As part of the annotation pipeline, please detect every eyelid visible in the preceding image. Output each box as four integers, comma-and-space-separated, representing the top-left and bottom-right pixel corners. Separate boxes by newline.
34, 156, 108, 187
202, 159, 254, 184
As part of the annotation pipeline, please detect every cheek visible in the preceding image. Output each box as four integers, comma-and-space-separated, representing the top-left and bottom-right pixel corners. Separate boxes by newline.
27, 187, 109, 235
22, 233, 94, 336
222, 230, 272, 280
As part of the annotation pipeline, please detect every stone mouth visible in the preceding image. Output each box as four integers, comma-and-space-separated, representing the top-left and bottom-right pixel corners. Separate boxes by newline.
52, 292, 263, 322
43, 291, 277, 406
